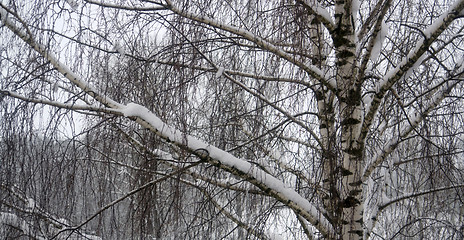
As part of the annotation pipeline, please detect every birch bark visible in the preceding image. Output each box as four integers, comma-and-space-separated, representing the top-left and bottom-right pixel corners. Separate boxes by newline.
333, 1, 365, 239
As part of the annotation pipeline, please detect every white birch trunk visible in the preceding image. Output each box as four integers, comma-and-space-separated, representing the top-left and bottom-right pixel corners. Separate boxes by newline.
333, 1, 364, 239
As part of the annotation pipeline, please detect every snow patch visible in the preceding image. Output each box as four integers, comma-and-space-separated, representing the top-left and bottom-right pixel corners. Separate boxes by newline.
122, 102, 182, 143
352, 0, 360, 24
301, 0, 334, 26
122, 102, 151, 117
370, 20, 388, 61
363, 94, 373, 110
215, 67, 225, 78
152, 149, 174, 160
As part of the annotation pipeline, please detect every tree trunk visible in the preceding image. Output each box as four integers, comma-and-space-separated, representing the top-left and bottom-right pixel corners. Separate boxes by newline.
333, 1, 364, 239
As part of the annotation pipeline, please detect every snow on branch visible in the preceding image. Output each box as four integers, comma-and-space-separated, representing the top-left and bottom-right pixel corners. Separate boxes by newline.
120, 102, 334, 237
117, 128, 266, 195
297, 0, 335, 33
369, 20, 388, 61
360, 0, 464, 141
163, 0, 337, 92
215, 66, 225, 79
1, 7, 123, 109
2, 5, 334, 237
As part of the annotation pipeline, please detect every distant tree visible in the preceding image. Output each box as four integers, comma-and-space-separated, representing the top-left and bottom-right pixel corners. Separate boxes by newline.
1, 0, 464, 239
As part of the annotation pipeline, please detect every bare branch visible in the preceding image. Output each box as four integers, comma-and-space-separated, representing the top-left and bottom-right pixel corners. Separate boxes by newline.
0, 89, 121, 115
362, 78, 462, 180
162, 0, 337, 92
379, 184, 464, 211
84, 0, 166, 11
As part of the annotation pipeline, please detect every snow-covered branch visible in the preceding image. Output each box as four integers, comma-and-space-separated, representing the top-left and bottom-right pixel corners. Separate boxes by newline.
297, 0, 335, 33
357, 0, 392, 82
119, 103, 334, 236
2, 4, 334, 237
162, 0, 337, 92
360, 0, 464, 141
116, 127, 267, 195
165, 27, 324, 147
0, 5, 123, 110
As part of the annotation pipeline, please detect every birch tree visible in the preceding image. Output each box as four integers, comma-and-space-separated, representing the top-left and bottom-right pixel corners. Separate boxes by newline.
1, 0, 464, 239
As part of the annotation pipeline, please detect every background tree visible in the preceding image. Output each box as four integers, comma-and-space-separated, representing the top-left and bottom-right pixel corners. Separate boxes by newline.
1, 0, 464, 239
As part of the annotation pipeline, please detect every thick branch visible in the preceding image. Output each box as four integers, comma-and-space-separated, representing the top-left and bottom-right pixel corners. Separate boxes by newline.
2, 5, 334, 236
0, 5, 122, 109
357, 0, 392, 85
120, 103, 334, 237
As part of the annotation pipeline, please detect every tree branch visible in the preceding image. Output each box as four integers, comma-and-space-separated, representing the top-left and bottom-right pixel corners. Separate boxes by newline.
362, 77, 462, 180
0, 89, 121, 115
360, 0, 464, 142
296, 0, 336, 34
162, 0, 337, 93
379, 184, 464, 211
51, 162, 201, 239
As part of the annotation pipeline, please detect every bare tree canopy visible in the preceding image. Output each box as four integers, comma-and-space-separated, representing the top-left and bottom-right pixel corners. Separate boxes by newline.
1, 0, 464, 239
